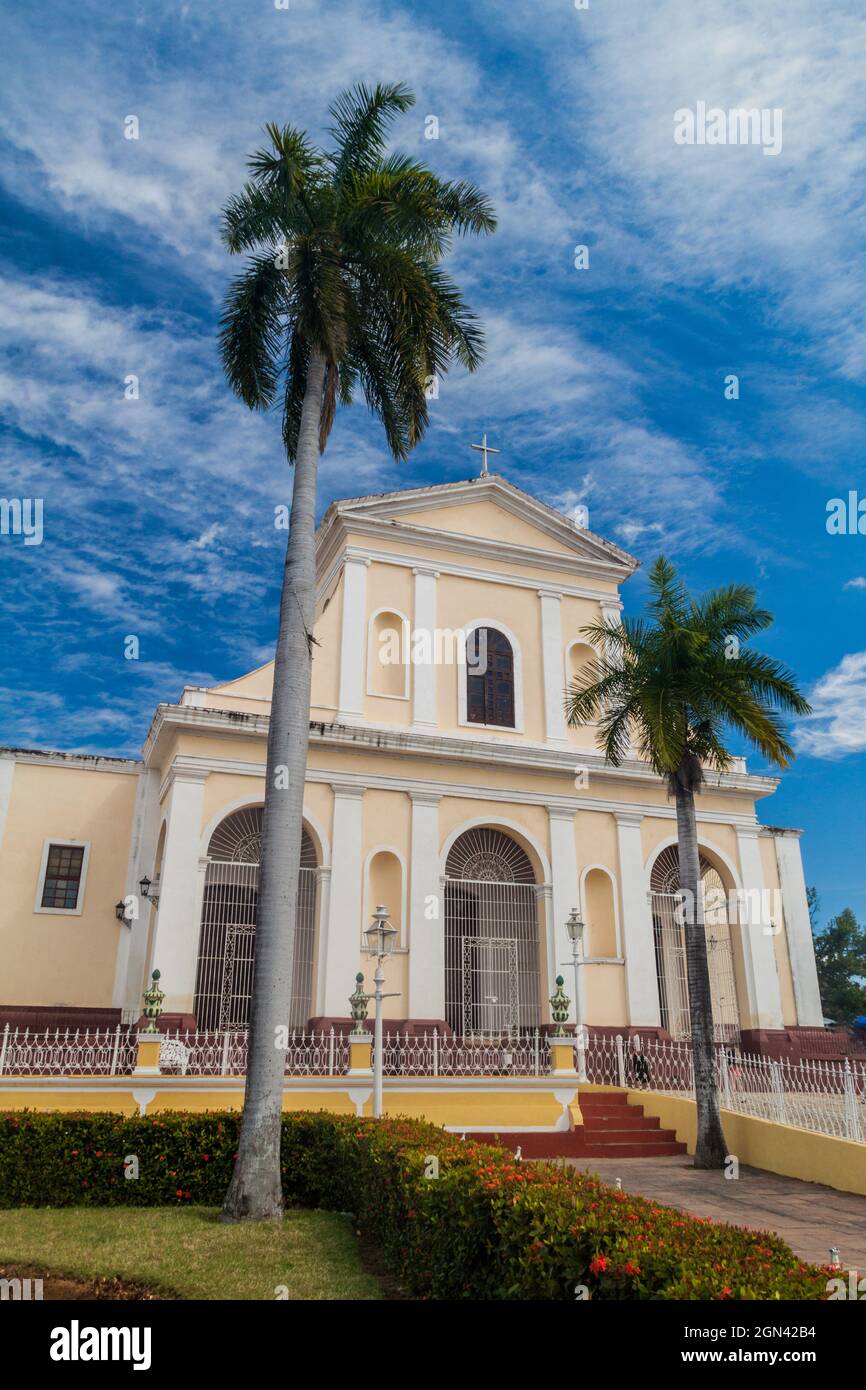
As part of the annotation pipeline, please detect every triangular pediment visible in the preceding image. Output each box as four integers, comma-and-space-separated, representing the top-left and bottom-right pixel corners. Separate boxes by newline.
320, 475, 638, 582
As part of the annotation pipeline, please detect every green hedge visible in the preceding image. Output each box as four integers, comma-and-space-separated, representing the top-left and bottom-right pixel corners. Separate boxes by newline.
0, 1110, 829, 1300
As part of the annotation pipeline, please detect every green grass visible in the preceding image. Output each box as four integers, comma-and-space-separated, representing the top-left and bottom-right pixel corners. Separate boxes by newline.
0, 1206, 385, 1300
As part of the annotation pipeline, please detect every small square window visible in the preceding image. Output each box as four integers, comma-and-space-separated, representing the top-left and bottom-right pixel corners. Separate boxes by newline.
40, 844, 85, 911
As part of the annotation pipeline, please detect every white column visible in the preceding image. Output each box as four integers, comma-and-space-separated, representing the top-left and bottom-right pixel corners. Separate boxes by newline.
538, 589, 567, 745
408, 792, 444, 1020
615, 811, 661, 1026
772, 829, 823, 1026
321, 784, 365, 1015
313, 866, 332, 1016
412, 567, 439, 729
547, 807, 580, 1017
0, 755, 15, 851
337, 555, 370, 721
147, 768, 207, 1015
113, 766, 161, 1013
735, 825, 784, 1030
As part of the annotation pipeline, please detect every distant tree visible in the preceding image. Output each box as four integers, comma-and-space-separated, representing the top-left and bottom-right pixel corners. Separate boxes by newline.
813, 907, 866, 1025
806, 884, 819, 934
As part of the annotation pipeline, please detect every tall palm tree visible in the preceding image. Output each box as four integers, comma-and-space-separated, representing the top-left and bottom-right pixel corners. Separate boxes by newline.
218, 83, 495, 1220
565, 557, 810, 1168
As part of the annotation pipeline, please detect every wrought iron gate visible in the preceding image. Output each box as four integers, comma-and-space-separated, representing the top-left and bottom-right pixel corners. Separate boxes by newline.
651, 890, 741, 1043
444, 828, 541, 1038
193, 809, 318, 1031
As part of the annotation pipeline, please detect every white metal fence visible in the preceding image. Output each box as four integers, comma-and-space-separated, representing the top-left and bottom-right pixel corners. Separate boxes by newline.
380, 1029, 544, 1077
583, 1034, 866, 1144
1, 1024, 862, 1144
0, 1026, 138, 1077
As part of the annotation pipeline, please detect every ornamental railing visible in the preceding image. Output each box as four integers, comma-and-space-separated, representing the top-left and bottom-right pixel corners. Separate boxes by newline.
379, 1029, 544, 1077
0, 1025, 138, 1077
584, 1034, 866, 1145
156, 1028, 349, 1077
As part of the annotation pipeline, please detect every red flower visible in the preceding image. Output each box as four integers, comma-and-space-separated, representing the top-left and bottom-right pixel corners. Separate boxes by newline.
623, 1260, 641, 1277
201, 1154, 209, 1162
94, 1150, 103, 1158
176, 1188, 183, 1196
719, 1286, 733, 1300
589, 1256, 608, 1275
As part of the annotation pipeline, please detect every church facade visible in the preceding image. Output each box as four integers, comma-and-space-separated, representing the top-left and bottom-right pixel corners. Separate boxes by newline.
0, 475, 824, 1054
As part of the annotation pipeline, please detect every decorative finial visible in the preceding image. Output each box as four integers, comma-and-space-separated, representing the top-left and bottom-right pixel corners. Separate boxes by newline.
471, 432, 500, 478
142, 969, 165, 1034
349, 972, 370, 1031
549, 975, 571, 1033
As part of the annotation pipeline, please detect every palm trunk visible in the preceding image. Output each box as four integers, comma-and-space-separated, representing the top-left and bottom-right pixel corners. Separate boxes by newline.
674, 779, 728, 1169
222, 347, 326, 1221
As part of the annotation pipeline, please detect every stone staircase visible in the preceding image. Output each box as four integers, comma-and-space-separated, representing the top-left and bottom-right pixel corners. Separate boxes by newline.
471, 1089, 687, 1159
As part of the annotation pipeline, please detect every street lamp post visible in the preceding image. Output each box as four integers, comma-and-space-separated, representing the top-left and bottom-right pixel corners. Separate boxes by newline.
563, 907, 587, 1082
363, 904, 400, 1119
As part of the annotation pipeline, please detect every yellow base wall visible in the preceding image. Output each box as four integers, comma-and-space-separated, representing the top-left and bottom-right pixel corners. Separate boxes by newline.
621, 1089, 866, 1198
0, 1079, 578, 1130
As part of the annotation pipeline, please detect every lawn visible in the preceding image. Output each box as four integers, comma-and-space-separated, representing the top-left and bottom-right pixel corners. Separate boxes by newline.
0, 1206, 385, 1300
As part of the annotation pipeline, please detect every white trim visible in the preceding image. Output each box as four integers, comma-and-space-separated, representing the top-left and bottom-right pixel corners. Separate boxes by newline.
33, 838, 91, 916
318, 543, 626, 608
362, 845, 408, 949
366, 607, 410, 701
457, 619, 525, 734
0, 757, 15, 853
579, 862, 622, 958
337, 555, 370, 720
538, 589, 568, 745
197, 792, 332, 868
144, 709, 778, 802
439, 813, 551, 885
644, 833, 744, 894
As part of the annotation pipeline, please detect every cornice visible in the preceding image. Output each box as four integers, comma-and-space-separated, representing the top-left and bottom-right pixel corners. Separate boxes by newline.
142, 704, 780, 803
0, 747, 142, 775
317, 516, 634, 589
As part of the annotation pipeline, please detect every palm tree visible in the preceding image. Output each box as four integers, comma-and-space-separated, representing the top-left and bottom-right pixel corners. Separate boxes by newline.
565, 557, 810, 1168
218, 83, 495, 1220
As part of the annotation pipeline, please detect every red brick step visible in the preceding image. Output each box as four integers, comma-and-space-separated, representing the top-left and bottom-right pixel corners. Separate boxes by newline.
467, 1088, 687, 1160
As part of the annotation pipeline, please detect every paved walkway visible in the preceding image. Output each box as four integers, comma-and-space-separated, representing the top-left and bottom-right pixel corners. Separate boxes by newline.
564, 1156, 866, 1270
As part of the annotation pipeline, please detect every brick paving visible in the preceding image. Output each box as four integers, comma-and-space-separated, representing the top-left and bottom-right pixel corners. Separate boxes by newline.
563, 1155, 866, 1270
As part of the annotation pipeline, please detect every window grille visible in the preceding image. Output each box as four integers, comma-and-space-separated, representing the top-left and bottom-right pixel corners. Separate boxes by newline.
194, 807, 318, 1031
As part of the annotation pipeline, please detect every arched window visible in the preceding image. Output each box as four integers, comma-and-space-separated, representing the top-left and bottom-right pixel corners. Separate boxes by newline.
466, 627, 515, 728
366, 850, 404, 943
194, 807, 318, 1031
583, 868, 618, 958
444, 827, 540, 1035
650, 845, 742, 1042
367, 609, 409, 699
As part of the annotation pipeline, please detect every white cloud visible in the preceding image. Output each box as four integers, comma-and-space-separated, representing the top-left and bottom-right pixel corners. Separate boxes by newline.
796, 652, 866, 759
844, 577, 866, 590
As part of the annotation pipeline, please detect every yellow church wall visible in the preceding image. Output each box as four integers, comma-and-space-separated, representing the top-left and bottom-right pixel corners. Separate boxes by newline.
582, 963, 629, 1025
0, 761, 137, 1006
311, 567, 343, 715
393, 501, 582, 556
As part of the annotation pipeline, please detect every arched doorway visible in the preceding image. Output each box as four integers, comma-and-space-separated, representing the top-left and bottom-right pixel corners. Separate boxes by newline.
650, 844, 742, 1042
193, 807, 318, 1031
444, 827, 540, 1037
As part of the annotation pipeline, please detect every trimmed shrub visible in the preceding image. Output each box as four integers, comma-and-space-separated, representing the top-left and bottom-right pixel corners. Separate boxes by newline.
0, 1110, 829, 1300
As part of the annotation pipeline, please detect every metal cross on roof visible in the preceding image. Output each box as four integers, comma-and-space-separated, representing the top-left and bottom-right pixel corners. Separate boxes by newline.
471, 432, 500, 477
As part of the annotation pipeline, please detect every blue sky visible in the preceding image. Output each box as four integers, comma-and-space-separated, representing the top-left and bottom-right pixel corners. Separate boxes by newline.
0, 0, 864, 927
